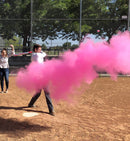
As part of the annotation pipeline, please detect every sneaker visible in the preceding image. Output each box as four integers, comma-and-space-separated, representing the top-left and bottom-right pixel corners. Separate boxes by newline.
0, 91, 4, 93
49, 111, 55, 116
4, 90, 8, 93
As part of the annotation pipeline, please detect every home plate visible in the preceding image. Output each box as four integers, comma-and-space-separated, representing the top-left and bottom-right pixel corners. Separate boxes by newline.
23, 112, 39, 117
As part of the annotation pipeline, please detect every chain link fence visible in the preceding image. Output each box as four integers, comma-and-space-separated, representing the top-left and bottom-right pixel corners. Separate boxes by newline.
0, 0, 128, 55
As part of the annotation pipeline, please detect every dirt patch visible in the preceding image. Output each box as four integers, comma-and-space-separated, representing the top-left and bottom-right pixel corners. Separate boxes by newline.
0, 76, 129, 141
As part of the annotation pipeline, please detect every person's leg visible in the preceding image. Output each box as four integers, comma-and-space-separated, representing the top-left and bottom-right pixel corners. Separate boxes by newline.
44, 89, 54, 115
28, 90, 42, 107
0, 69, 4, 92
4, 68, 9, 92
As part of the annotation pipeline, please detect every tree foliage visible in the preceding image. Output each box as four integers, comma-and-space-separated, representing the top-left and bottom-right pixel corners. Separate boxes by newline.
0, 0, 31, 49
4, 36, 23, 48
0, 0, 129, 49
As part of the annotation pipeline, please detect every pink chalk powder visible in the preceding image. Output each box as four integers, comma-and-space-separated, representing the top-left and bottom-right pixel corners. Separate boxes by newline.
16, 31, 130, 101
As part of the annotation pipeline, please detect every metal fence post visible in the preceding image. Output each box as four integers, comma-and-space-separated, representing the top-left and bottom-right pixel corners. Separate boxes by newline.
79, 0, 82, 43
128, 0, 130, 30
30, 0, 33, 50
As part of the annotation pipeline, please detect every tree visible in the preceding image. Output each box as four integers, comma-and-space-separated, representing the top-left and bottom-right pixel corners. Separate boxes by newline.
0, 0, 128, 49
81, 0, 128, 40
63, 42, 71, 48
0, 0, 31, 51
0, 0, 72, 49
42, 43, 47, 49
55, 0, 128, 40
4, 36, 23, 48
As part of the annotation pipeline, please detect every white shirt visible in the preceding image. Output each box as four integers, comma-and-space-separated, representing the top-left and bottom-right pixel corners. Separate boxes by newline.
31, 51, 47, 63
0, 51, 15, 68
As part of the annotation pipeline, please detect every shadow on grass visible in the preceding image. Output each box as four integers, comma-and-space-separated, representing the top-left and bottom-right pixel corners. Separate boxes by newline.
0, 116, 51, 138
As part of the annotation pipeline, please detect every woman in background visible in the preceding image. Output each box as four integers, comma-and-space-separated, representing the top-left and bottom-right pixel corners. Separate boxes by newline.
0, 44, 15, 93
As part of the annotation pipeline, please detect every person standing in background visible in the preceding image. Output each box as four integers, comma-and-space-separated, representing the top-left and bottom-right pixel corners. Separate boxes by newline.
0, 44, 15, 93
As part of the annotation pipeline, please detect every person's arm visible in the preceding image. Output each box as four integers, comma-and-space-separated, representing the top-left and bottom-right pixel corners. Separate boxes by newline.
8, 44, 15, 57
44, 54, 48, 61
10, 44, 15, 52
41, 51, 48, 61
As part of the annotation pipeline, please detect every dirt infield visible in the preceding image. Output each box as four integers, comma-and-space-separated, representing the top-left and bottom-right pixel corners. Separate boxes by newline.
0, 76, 130, 141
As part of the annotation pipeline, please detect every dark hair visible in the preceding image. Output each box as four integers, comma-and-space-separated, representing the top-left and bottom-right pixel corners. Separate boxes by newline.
1, 48, 7, 53
1, 48, 7, 56
1, 48, 7, 52
33, 44, 42, 52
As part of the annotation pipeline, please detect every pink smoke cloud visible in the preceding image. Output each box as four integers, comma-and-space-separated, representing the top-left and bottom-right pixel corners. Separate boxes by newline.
16, 31, 130, 101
